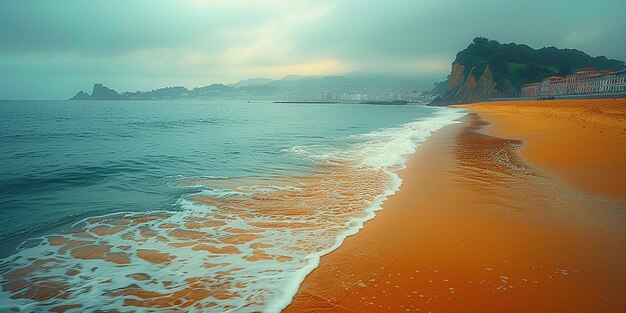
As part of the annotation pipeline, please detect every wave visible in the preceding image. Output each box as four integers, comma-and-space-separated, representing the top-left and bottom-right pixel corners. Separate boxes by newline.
0, 107, 466, 312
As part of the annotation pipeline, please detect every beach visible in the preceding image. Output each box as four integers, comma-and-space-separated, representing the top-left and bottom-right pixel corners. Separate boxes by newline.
284, 99, 626, 312
1, 99, 624, 312
0, 101, 467, 312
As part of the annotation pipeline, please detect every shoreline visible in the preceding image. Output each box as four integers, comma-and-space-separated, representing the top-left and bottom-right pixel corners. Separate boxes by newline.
0, 105, 465, 312
459, 99, 626, 201
284, 99, 626, 312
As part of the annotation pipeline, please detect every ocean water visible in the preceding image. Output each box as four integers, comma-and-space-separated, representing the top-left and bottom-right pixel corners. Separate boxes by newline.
0, 100, 465, 312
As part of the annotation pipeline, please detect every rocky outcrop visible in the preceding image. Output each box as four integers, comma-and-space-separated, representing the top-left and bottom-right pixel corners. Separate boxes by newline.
431, 64, 517, 105
70, 91, 91, 100
69, 84, 127, 100
91, 84, 126, 100
429, 37, 624, 106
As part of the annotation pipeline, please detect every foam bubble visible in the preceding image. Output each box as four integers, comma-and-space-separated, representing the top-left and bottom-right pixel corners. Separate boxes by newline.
0, 107, 466, 312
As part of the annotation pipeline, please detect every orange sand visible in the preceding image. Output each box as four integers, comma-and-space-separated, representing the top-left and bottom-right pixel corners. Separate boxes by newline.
284, 99, 626, 312
463, 99, 626, 201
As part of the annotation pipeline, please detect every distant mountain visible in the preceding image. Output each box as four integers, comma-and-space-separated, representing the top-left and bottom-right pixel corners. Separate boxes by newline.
124, 86, 191, 100
263, 74, 437, 98
70, 84, 128, 100
431, 37, 625, 105
70, 91, 91, 100
230, 78, 274, 88
280, 74, 306, 81
70, 73, 442, 101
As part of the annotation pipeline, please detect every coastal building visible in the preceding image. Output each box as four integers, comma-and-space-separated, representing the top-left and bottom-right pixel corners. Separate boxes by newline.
520, 68, 626, 98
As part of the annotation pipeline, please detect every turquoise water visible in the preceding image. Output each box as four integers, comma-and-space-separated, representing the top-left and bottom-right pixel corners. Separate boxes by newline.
0, 100, 465, 312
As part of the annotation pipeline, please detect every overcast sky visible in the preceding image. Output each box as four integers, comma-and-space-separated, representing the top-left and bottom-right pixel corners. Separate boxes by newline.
1, 0, 625, 99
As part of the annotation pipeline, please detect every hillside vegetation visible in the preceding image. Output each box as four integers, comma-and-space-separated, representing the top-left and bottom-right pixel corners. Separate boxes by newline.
431, 37, 625, 105
456, 37, 624, 90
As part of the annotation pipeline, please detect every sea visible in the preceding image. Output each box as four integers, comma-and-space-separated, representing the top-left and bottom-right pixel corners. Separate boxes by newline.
0, 100, 466, 312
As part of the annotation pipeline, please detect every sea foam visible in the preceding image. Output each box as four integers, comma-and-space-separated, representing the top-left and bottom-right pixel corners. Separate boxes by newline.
0, 107, 466, 312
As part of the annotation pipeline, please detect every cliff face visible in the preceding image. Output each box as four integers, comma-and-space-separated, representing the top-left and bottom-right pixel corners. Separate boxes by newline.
430, 37, 624, 105
432, 64, 517, 105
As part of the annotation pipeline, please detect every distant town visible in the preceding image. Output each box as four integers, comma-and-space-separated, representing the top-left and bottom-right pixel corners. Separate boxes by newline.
70, 74, 442, 103
521, 67, 626, 98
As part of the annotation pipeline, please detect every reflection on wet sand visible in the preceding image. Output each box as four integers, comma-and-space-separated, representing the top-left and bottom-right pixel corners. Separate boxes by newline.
285, 113, 626, 313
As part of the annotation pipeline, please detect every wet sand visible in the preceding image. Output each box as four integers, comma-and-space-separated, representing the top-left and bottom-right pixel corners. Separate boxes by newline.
464, 99, 626, 201
284, 99, 626, 312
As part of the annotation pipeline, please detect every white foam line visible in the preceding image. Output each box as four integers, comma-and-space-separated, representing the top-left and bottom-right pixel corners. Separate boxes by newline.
269, 107, 467, 312
2, 107, 468, 313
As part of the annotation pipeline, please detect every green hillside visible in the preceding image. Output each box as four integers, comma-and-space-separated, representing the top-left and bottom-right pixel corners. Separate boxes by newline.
454, 37, 625, 90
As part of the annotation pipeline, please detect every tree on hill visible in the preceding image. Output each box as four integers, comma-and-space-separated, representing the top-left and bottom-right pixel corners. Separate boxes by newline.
452, 37, 625, 89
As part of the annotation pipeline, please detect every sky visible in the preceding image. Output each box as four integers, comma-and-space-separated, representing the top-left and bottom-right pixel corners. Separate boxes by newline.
1, 0, 625, 99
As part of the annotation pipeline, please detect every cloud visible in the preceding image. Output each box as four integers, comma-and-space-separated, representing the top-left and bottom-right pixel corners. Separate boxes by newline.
257, 58, 351, 77
412, 58, 454, 73
561, 30, 598, 47
0, 0, 624, 99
